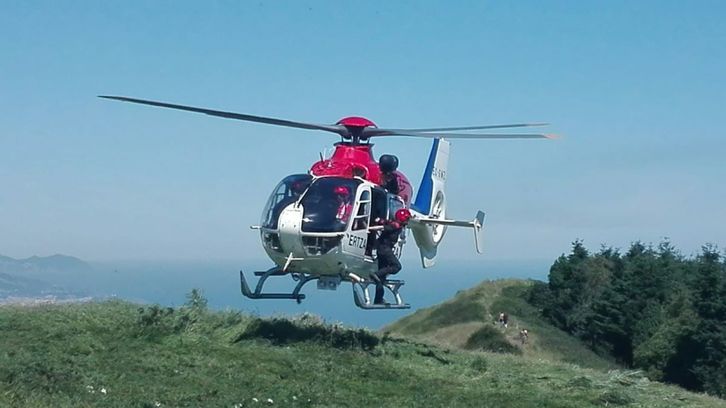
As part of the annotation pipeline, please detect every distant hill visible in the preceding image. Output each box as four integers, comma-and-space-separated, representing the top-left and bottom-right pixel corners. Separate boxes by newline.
0, 272, 51, 296
0, 254, 93, 276
0, 254, 94, 298
1, 299, 723, 407
384, 279, 617, 371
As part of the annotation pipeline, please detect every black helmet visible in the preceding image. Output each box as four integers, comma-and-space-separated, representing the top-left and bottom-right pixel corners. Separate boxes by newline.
379, 154, 399, 173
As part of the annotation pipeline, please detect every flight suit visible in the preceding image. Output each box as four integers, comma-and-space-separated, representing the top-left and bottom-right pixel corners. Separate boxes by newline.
373, 220, 403, 304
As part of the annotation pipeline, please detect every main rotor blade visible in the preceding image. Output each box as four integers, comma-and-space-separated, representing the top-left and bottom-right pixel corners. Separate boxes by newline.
367, 130, 557, 139
98, 95, 346, 135
387, 123, 549, 133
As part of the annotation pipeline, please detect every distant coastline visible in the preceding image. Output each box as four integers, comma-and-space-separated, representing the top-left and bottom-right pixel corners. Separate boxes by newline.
0, 295, 94, 307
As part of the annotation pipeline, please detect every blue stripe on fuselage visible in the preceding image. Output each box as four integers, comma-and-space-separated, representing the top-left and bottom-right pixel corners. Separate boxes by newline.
411, 138, 439, 215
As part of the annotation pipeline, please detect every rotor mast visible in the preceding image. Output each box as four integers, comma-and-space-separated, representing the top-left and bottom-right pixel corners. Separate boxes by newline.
336, 116, 377, 145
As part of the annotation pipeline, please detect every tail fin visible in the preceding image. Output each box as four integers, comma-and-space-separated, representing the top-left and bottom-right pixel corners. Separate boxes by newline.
410, 138, 450, 268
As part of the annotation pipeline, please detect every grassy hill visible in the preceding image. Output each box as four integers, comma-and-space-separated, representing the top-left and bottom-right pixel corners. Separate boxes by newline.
1, 295, 724, 407
384, 279, 619, 371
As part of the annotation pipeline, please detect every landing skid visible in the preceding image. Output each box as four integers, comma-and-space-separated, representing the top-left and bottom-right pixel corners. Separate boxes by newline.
239, 269, 411, 310
239, 268, 316, 304
349, 274, 411, 310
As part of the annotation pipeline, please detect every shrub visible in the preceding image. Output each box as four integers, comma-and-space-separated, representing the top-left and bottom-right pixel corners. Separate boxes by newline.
136, 305, 175, 338
464, 325, 521, 355
567, 376, 593, 388
598, 389, 634, 406
469, 356, 489, 373
234, 317, 379, 351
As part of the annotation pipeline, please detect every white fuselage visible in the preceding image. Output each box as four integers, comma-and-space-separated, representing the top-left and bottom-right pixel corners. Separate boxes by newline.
258, 175, 404, 277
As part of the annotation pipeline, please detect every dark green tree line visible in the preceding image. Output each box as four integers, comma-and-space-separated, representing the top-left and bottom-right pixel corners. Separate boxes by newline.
530, 240, 726, 396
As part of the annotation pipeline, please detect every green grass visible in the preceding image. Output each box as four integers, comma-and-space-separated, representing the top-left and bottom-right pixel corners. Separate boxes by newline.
1, 298, 724, 407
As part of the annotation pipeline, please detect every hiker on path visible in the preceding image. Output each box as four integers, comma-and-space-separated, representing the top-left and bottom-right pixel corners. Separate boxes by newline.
519, 329, 529, 345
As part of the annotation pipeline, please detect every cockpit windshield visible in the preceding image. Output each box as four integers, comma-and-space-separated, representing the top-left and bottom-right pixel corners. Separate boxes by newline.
300, 177, 361, 233
260, 174, 312, 229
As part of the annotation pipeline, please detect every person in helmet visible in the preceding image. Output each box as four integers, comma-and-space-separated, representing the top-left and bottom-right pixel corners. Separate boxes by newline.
371, 208, 411, 305
378, 154, 400, 194
334, 185, 353, 224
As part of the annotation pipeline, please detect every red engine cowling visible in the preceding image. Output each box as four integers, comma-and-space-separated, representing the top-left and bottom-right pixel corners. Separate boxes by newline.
310, 143, 412, 205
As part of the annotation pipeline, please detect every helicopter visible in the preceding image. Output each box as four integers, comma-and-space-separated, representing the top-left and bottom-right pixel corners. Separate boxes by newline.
100, 95, 554, 309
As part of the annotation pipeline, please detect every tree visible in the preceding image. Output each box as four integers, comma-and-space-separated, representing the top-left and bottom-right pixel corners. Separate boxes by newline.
536, 240, 726, 396
545, 241, 614, 338
545, 240, 589, 331
689, 245, 726, 395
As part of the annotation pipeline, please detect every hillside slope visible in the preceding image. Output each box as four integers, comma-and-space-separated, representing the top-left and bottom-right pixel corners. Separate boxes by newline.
1, 299, 723, 407
384, 279, 616, 371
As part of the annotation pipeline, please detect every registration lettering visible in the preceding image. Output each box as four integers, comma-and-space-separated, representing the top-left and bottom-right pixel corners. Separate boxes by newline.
432, 166, 447, 181
346, 234, 367, 249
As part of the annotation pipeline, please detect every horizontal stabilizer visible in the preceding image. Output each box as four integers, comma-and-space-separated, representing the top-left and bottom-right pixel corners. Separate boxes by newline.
412, 211, 485, 254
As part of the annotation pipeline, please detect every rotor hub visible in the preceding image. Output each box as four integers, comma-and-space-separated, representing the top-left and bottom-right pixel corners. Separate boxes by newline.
336, 116, 377, 128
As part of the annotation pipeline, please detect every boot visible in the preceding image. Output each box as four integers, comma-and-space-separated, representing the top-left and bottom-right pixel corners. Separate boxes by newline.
374, 285, 386, 305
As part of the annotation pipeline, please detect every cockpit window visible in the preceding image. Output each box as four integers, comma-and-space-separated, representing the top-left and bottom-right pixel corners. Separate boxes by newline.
352, 189, 370, 231
300, 177, 361, 233
371, 187, 388, 222
260, 174, 312, 229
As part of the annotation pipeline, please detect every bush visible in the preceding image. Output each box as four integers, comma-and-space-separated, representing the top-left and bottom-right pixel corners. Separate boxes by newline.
469, 356, 489, 373
135, 289, 210, 336
185, 288, 208, 312
598, 389, 634, 406
567, 376, 593, 388
136, 305, 175, 338
464, 325, 521, 355
234, 317, 379, 351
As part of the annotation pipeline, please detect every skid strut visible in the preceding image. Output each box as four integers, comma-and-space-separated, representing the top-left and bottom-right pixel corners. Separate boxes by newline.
240, 268, 410, 310
349, 273, 411, 310
240, 268, 318, 304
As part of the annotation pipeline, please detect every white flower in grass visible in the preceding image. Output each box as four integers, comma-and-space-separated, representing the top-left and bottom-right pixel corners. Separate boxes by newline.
100, 387, 107, 394
252, 397, 259, 402
154, 402, 162, 407
292, 396, 297, 401
266, 398, 274, 404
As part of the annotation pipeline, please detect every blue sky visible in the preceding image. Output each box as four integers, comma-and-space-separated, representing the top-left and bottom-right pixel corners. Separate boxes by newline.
1, 1, 724, 263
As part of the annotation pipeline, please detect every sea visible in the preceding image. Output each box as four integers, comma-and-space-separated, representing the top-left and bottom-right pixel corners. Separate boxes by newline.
89, 259, 549, 330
